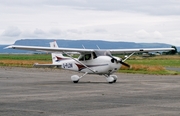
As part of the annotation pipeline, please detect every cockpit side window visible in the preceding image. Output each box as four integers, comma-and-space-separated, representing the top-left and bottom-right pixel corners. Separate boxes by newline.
79, 53, 92, 61
78, 52, 98, 61
85, 54, 91, 60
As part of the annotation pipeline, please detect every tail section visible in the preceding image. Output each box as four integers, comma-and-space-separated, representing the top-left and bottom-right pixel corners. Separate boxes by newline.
50, 41, 59, 48
50, 41, 69, 64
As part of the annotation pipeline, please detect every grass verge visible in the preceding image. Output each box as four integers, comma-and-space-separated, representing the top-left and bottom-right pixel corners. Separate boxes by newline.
0, 54, 180, 75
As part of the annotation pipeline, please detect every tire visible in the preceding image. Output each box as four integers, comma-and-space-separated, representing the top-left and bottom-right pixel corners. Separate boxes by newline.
73, 81, 79, 83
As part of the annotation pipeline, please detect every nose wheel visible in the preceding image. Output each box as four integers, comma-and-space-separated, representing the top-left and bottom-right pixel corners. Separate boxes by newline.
105, 75, 118, 84
111, 75, 118, 83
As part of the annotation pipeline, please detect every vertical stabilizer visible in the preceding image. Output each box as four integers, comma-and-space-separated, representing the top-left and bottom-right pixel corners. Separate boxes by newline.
50, 41, 69, 64
50, 41, 59, 48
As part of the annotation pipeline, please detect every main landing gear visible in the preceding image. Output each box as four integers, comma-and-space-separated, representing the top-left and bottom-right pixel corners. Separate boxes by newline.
71, 72, 118, 84
71, 75, 80, 83
71, 72, 88, 83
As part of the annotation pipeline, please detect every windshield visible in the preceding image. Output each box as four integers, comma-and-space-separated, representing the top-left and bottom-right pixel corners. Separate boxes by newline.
94, 50, 112, 57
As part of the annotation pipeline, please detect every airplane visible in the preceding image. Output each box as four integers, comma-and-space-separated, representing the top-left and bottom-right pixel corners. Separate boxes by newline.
6, 41, 174, 84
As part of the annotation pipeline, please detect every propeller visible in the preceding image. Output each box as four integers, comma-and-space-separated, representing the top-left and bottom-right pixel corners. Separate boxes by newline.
111, 57, 130, 68
119, 60, 131, 68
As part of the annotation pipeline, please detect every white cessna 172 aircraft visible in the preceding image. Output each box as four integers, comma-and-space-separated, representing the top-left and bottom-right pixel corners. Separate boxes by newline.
6, 41, 174, 83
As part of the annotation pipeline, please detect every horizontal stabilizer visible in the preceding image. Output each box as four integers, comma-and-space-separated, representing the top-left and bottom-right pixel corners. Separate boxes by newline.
33, 63, 61, 68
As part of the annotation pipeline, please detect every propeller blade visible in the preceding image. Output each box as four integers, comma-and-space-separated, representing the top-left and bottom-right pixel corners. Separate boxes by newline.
119, 61, 131, 68
110, 56, 131, 68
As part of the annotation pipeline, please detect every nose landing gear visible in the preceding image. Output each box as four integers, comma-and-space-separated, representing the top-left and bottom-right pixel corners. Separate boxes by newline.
105, 75, 118, 84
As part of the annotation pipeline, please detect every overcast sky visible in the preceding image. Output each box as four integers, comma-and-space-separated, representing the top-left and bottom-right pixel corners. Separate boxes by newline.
0, 0, 180, 46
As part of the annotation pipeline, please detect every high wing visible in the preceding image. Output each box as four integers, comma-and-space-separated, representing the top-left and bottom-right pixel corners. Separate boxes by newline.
5, 45, 174, 54
5, 45, 94, 53
110, 48, 175, 54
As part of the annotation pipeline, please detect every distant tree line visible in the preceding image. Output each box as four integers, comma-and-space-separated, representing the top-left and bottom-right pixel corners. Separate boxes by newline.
163, 46, 178, 55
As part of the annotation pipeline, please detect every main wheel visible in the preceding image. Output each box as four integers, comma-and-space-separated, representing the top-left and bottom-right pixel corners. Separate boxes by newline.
73, 81, 79, 83
71, 75, 80, 83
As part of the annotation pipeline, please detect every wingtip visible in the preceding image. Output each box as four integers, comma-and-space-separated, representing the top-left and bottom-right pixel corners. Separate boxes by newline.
3, 45, 13, 49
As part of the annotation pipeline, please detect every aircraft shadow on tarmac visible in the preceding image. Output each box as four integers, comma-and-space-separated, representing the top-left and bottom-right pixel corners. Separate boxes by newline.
31, 81, 123, 85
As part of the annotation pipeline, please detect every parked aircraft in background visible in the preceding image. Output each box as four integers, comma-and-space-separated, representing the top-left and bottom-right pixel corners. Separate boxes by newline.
6, 41, 174, 83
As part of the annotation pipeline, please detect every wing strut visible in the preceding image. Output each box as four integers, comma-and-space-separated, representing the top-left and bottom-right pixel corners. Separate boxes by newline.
123, 52, 135, 62
62, 51, 97, 73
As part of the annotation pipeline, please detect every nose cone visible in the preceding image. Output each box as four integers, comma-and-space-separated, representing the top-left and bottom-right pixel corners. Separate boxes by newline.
109, 57, 122, 72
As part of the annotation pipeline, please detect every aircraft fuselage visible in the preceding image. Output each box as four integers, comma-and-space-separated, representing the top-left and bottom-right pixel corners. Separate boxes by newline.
58, 56, 122, 75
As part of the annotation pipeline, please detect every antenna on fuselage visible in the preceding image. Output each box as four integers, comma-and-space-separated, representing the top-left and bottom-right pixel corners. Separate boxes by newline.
82, 45, 85, 49
96, 45, 100, 49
